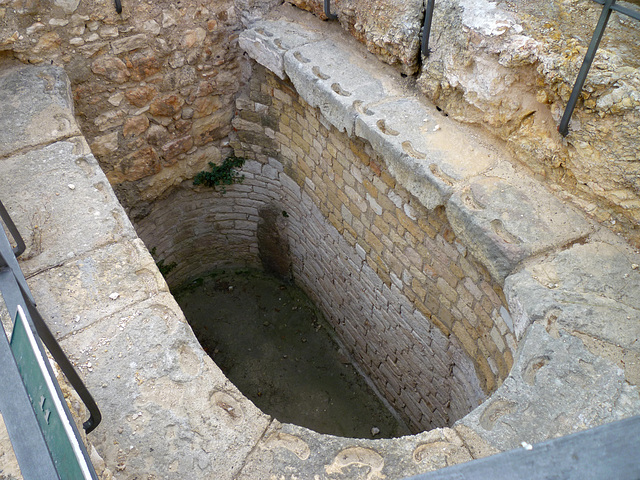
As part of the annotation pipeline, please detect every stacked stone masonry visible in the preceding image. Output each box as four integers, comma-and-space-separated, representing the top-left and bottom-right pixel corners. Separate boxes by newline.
0, 0, 247, 217
139, 63, 517, 433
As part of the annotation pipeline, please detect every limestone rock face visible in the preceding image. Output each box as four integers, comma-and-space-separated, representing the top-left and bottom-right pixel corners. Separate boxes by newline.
287, 0, 424, 74
416, 0, 640, 244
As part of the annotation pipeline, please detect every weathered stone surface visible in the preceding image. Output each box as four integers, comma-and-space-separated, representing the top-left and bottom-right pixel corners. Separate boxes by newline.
91, 55, 130, 83
238, 19, 321, 79
149, 94, 185, 118
504, 235, 640, 383
237, 421, 474, 479
458, 322, 640, 451
0, 64, 80, 157
0, 139, 134, 276
59, 295, 271, 479
112, 145, 162, 183
29, 238, 167, 338
447, 167, 594, 283
161, 135, 194, 162
89, 131, 119, 156
123, 114, 150, 138
284, 39, 388, 134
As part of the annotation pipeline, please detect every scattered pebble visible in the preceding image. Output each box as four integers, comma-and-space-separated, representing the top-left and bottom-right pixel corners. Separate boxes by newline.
109, 292, 120, 300
433, 124, 441, 131
520, 441, 533, 450
371, 427, 380, 436
68, 184, 75, 190
632, 264, 638, 270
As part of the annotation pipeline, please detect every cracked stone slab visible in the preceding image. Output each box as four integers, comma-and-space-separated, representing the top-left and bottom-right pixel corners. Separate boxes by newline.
0, 64, 81, 158
458, 322, 640, 451
60, 295, 271, 479
0, 139, 134, 276
27, 238, 168, 339
239, 19, 323, 79
237, 421, 475, 479
447, 172, 593, 283
504, 239, 640, 383
284, 39, 388, 135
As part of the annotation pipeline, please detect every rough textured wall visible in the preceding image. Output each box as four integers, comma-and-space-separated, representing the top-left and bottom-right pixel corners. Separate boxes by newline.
285, 0, 640, 246
0, 0, 245, 218
286, 0, 423, 74
135, 62, 517, 433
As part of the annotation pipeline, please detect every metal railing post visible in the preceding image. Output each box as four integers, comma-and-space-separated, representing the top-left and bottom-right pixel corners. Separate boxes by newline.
422, 0, 436, 57
324, 0, 337, 20
558, 0, 616, 136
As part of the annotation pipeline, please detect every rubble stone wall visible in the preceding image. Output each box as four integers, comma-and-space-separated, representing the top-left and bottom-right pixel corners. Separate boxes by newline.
0, 0, 245, 218
137, 63, 517, 432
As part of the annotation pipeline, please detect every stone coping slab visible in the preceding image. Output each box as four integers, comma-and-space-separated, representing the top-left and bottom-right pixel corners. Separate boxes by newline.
0, 137, 135, 278
0, 19, 638, 480
0, 63, 81, 158
240, 18, 593, 267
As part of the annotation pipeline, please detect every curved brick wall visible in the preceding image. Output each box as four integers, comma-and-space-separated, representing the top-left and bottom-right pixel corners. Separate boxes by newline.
135, 63, 517, 433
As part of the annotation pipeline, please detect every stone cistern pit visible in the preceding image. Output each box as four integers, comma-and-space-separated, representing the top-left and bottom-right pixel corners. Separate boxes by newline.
0, 0, 639, 478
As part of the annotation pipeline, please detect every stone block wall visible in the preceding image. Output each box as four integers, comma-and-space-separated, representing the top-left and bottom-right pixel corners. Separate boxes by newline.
138, 61, 518, 433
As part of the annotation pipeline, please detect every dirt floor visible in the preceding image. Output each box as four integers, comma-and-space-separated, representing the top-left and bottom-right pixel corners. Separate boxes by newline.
173, 269, 409, 439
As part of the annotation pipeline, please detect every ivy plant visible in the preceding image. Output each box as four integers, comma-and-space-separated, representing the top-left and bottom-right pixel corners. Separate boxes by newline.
193, 155, 246, 193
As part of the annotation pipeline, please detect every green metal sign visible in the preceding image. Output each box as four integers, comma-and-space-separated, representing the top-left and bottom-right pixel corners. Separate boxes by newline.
10, 305, 94, 480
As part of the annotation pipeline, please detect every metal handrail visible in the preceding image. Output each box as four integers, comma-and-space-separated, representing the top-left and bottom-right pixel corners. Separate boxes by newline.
324, 0, 337, 20
422, 0, 436, 57
0, 200, 101, 478
559, 0, 640, 135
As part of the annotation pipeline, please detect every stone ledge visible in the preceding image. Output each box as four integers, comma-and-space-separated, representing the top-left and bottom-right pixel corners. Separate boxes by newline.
238, 10, 640, 460
0, 137, 135, 277
239, 19, 596, 284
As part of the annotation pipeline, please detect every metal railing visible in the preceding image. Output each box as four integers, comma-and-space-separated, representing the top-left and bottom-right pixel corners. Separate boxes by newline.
558, 0, 640, 135
0, 200, 101, 479
420, 0, 639, 135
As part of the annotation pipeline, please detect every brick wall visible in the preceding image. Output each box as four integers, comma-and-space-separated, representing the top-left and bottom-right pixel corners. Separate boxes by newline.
137, 62, 517, 433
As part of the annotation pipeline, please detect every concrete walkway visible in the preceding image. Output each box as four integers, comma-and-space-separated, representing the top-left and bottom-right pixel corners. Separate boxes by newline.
1, 9, 639, 478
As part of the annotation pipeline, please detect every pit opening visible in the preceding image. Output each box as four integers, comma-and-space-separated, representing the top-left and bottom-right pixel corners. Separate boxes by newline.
135, 64, 517, 436
174, 268, 410, 438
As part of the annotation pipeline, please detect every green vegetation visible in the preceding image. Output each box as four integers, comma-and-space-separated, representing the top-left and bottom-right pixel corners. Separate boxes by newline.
193, 155, 246, 193
150, 247, 177, 277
